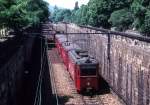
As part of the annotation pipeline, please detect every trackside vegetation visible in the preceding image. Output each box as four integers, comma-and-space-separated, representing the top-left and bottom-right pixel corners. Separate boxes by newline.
0, 0, 50, 32
52, 0, 150, 36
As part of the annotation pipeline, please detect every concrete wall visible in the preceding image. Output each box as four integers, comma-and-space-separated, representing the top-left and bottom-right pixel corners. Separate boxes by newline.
55, 23, 150, 105
0, 36, 35, 105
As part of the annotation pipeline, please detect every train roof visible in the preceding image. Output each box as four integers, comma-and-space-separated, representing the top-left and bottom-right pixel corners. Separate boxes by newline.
69, 50, 98, 65
62, 42, 81, 51
56, 34, 67, 42
55, 34, 66, 39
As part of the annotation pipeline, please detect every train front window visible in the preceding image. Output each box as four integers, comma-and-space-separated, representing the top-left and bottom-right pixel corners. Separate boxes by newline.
80, 67, 96, 76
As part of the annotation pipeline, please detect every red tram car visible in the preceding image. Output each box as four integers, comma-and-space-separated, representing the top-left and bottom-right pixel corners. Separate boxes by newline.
55, 34, 67, 54
61, 42, 81, 67
55, 34, 99, 93
68, 50, 99, 93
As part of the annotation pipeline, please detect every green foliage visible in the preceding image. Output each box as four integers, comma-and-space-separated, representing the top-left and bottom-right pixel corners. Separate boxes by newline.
51, 0, 150, 35
109, 8, 134, 31
75, 5, 88, 25
86, 0, 110, 27
70, 0, 132, 28
131, 0, 146, 29
140, 10, 150, 35
0, 0, 50, 31
131, 0, 150, 35
52, 7, 71, 22
85, 0, 132, 28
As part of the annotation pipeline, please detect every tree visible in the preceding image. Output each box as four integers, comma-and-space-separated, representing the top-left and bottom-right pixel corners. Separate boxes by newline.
75, 5, 88, 25
74, 1, 79, 10
0, 0, 50, 32
52, 7, 71, 22
62, 9, 71, 22
140, 10, 150, 35
109, 8, 134, 31
85, 0, 111, 28
85, 0, 133, 28
131, 0, 150, 35
50, 0, 150, 35
131, 0, 146, 30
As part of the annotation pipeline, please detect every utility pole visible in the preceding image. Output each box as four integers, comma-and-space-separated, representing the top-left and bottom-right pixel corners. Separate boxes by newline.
65, 22, 69, 46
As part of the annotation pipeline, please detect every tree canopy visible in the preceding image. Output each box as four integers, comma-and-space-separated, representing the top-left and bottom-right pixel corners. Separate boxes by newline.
109, 8, 134, 31
52, 6, 71, 23
0, 0, 50, 31
51, 0, 150, 36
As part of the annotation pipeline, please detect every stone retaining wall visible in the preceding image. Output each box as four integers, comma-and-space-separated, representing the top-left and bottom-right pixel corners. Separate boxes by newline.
0, 36, 35, 105
54, 23, 150, 105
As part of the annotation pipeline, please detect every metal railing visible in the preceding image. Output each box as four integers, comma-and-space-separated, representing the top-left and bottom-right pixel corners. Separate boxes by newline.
46, 39, 59, 105
34, 37, 47, 105
33, 35, 59, 105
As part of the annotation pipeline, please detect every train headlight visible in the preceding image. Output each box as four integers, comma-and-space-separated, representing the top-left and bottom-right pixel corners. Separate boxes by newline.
87, 82, 90, 86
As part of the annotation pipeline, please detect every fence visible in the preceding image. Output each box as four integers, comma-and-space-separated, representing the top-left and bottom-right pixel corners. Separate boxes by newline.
33, 35, 59, 105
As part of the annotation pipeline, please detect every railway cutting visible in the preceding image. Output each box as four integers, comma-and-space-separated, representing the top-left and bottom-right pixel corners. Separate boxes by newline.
43, 22, 126, 105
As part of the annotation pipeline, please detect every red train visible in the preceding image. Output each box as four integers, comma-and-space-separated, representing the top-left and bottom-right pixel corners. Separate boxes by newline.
54, 34, 99, 93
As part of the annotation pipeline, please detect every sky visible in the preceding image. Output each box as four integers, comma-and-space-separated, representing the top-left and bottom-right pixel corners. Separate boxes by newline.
44, 0, 89, 9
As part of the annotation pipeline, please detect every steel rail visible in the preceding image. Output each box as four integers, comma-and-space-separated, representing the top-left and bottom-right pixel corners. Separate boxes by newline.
34, 37, 46, 105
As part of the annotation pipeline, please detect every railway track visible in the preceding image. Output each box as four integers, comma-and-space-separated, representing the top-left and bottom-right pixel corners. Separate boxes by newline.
43, 23, 124, 105
47, 47, 60, 105
66, 73, 105, 105
42, 23, 60, 105
47, 45, 124, 105
67, 77, 110, 105
82, 96, 101, 105
49, 49, 104, 105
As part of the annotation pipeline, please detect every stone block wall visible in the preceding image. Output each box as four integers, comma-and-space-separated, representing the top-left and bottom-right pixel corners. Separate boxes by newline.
55, 23, 150, 105
0, 36, 35, 105
0, 47, 24, 105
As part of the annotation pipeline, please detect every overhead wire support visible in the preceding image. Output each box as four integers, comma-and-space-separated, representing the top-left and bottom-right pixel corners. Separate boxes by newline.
23, 32, 112, 35
107, 32, 111, 60
57, 32, 112, 35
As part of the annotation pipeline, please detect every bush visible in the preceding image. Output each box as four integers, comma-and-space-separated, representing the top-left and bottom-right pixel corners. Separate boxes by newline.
0, 0, 50, 31
109, 8, 134, 31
